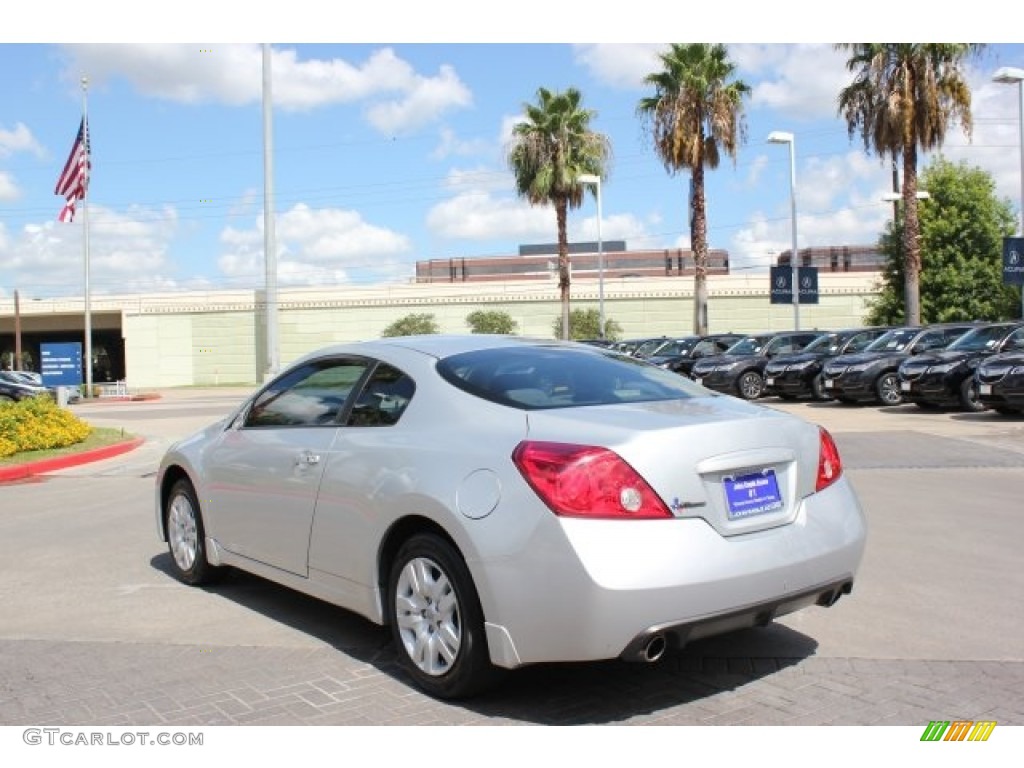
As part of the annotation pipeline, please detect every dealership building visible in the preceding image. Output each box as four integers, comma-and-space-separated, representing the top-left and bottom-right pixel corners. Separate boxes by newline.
0, 244, 885, 390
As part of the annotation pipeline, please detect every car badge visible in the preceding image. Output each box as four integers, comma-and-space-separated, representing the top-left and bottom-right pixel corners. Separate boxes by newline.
670, 497, 706, 513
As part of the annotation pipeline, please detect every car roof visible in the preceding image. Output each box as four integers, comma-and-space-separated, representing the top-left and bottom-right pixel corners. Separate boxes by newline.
290, 334, 580, 366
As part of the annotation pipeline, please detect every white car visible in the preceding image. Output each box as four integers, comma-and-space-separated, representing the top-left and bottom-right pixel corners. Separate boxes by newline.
156, 335, 867, 699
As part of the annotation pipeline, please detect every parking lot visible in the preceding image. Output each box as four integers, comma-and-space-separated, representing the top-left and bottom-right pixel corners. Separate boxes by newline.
1, 389, 1023, 726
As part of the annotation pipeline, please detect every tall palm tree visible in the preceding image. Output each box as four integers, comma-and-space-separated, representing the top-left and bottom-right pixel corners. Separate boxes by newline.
637, 43, 750, 335
836, 43, 982, 326
507, 87, 611, 340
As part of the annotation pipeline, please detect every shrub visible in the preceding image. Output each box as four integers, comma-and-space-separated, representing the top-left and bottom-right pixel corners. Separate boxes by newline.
0, 395, 93, 458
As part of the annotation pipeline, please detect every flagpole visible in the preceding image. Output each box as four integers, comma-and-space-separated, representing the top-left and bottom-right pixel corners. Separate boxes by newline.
262, 44, 279, 379
81, 75, 93, 398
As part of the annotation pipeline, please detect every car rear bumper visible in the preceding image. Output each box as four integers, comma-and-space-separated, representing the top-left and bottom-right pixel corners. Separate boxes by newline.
478, 476, 867, 668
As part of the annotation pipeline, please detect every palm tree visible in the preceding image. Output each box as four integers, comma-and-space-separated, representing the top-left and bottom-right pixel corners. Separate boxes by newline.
836, 43, 982, 326
507, 87, 611, 340
637, 44, 750, 335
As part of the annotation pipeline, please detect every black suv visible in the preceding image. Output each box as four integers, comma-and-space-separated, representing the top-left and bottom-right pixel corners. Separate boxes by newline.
898, 322, 1024, 411
646, 333, 745, 378
820, 323, 978, 406
975, 341, 1024, 415
764, 326, 893, 401
689, 330, 823, 400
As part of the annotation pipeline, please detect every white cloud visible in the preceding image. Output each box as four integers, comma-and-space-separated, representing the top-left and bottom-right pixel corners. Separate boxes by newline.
0, 172, 20, 201
62, 45, 472, 130
575, 212, 651, 246
218, 203, 413, 286
0, 123, 45, 158
431, 127, 490, 160
365, 62, 472, 134
0, 205, 181, 295
736, 44, 851, 120
427, 190, 551, 241
572, 44, 666, 90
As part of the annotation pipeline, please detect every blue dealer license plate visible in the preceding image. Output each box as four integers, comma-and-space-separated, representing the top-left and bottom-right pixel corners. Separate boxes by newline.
724, 470, 783, 519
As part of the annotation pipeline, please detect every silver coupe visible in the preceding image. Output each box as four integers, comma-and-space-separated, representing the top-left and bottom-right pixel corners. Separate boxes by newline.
156, 335, 867, 699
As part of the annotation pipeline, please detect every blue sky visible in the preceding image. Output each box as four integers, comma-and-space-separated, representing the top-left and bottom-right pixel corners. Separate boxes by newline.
2, 5, 1023, 299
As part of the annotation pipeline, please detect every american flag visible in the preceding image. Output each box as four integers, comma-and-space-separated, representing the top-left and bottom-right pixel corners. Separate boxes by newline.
55, 118, 90, 223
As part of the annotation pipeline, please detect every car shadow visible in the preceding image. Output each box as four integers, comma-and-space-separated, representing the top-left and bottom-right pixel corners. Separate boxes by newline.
150, 552, 821, 724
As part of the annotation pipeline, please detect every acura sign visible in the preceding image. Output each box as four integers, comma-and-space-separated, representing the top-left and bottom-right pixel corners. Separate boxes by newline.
770, 266, 819, 304
1003, 237, 1024, 286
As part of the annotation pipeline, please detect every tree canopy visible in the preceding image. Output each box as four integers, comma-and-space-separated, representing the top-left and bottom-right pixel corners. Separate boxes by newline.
866, 157, 1018, 324
466, 310, 518, 335
381, 313, 440, 337
552, 307, 622, 341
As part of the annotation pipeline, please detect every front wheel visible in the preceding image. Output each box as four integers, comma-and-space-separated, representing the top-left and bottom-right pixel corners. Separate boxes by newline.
875, 372, 902, 406
736, 371, 764, 400
388, 534, 498, 699
164, 478, 224, 586
811, 374, 829, 401
959, 378, 986, 412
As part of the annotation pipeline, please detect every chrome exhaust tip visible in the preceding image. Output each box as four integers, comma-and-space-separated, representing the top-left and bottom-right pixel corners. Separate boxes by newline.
642, 634, 667, 663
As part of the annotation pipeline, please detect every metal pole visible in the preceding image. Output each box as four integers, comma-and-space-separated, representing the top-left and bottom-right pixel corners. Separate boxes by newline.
81, 76, 93, 397
787, 138, 799, 330
1017, 79, 1024, 319
595, 178, 605, 339
262, 44, 279, 378
13, 289, 22, 371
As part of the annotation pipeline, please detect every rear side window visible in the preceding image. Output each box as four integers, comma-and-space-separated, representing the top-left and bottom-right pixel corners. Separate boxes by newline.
437, 345, 705, 410
346, 364, 416, 427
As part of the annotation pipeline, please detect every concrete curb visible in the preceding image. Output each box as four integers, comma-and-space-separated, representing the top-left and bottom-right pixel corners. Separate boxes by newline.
0, 436, 145, 483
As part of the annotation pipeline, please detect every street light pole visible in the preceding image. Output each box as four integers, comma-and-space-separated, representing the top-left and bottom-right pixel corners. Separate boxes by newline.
578, 174, 605, 338
768, 132, 799, 330
993, 66, 1024, 319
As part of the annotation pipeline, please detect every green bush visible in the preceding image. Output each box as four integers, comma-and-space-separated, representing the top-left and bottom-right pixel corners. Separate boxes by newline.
0, 395, 92, 458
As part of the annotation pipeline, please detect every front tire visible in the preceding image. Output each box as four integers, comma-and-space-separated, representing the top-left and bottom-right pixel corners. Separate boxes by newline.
164, 478, 223, 586
811, 373, 829, 401
959, 378, 986, 412
737, 371, 764, 400
388, 534, 497, 699
875, 372, 902, 406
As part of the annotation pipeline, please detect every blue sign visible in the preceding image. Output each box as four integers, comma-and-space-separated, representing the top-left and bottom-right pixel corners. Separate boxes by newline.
770, 266, 819, 304
40, 342, 83, 387
1003, 237, 1024, 286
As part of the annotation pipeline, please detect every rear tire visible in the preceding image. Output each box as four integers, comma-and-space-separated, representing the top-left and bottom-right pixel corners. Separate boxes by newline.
388, 534, 499, 699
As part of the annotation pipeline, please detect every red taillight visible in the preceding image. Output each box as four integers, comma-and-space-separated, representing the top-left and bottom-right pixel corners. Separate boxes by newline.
512, 441, 672, 519
816, 427, 843, 492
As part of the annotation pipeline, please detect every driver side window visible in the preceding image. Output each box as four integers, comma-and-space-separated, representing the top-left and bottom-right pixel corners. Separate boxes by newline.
245, 360, 370, 428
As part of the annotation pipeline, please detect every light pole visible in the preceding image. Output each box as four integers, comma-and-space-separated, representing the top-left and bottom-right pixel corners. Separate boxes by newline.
578, 174, 605, 338
768, 131, 799, 329
993, 66, 1024, 319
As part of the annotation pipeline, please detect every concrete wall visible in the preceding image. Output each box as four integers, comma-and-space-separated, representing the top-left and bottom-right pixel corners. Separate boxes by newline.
3, 273, 881, 389
114, 273, 879, 388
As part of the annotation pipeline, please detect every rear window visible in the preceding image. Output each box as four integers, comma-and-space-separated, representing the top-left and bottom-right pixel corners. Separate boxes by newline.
436, 345, 706, 410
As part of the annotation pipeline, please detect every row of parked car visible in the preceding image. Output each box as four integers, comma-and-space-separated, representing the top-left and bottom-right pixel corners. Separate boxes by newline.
604, 321, 1024, 415
0, 370, 82, 404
